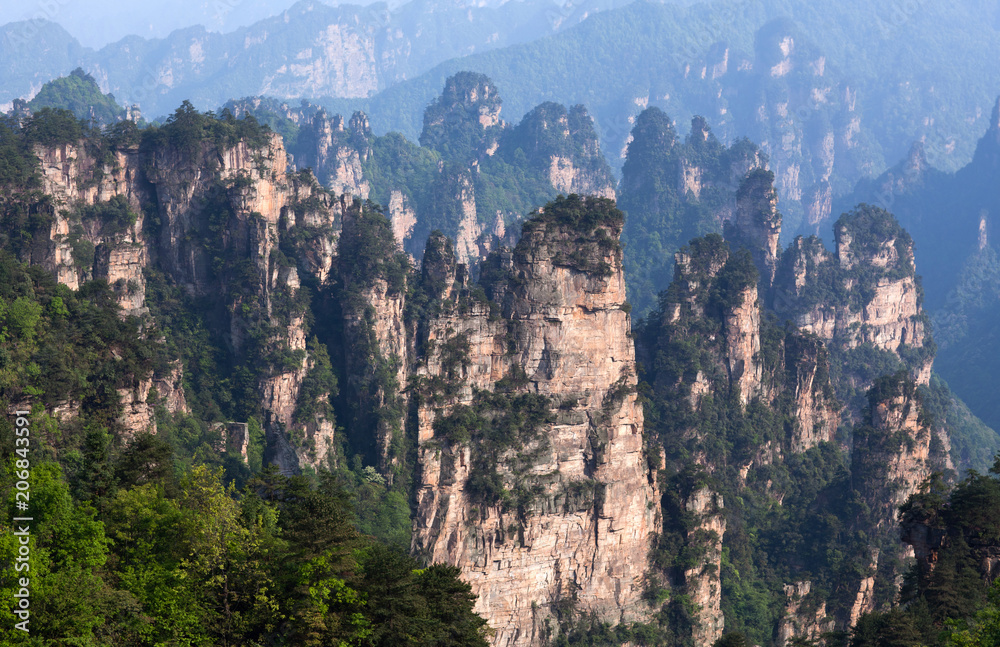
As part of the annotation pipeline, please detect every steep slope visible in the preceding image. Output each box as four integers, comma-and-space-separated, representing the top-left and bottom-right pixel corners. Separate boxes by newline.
618, 107, 765, 314
846, 99, 1000, 441
5, 101, 995, 647
845, 373, 943, 627
2, 110, 658, 646
314, 0, 1000, 232
772, 205, 935, 414
636, 221, 845, 645
410, 196, 659, 646
229, 73, 617, 262
0, 0, 632, 115
633, 170, 961, 645
5, 106, 343, 474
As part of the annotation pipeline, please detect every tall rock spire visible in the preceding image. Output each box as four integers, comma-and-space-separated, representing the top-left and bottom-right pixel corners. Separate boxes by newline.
411, 195, 659, 646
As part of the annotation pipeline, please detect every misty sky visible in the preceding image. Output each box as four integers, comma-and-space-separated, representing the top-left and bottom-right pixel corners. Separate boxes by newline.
0, 0, 666, 49
0, 0, 380, 48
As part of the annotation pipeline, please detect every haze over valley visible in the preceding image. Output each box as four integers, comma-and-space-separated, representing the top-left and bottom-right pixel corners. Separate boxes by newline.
2, 1, 1000, 646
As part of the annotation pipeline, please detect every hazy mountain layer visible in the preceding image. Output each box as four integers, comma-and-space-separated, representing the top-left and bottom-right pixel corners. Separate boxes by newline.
844, 99, 1000, 437
1, 94, 999, 647
224, 73, 617, 261
316, 0, 1000, 234
0, 0, 630, 116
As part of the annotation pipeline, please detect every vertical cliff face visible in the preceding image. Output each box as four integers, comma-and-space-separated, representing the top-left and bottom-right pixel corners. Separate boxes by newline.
773, 206, 933, 392
844, 374, 939, 624
29, 124, 344, 474
684, 487, 727, 647
724, 283, 764, 405
236, 74, 620, 271
636, 229, 845, 647
452, 172, 483, 264
144, 131, 342, 473
420, 72, 504, 160
304, 110, 372, 199
777, 581, 835, 646
648, 235, 840, 459
803, 181, 834, 233
412, 196, 659, 647
336, 201, 412, 476
508, 102, 618, 200
388, 189, 417, 251
735, 19, 872, 234
34, 142, 152, 314
726, 168, 782, 289
852, 377, 934, 530
618, 108, 769, 316
783, 332, 841, 453
32, 140, 161, 435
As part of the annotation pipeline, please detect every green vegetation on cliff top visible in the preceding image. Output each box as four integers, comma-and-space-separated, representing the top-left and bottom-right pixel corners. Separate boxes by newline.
26, 68, 125, 127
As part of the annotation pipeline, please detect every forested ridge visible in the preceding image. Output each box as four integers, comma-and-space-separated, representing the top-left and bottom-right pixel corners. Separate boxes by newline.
0, 83, 1000, 647
0, 106, 487, 645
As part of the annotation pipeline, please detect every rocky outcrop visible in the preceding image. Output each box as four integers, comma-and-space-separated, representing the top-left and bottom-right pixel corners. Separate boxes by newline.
30, 126, 342, 471
774, 207, 933, 386
777, 581, 834, 647
803, 181, 833, 234
243, 75, 620, 270
656, 236, 840, 456
783, 332, 840, 453
153, 360, 188, 415
684, 487, 726, 647
388, 190, 417, 250
420, 72, 503, 160
412, 196, 659, 647
94, 241, 148, 314
118, 360, 190, 440
857, 143, 931, 224
453, 173, 482, 264
741, 20, 866, 227
338, 202, 411, 475
618, 108, 769, 316
844, 375, 936, 624
679, 160, 705, 199
144, 132, 339, 473
259, 322, 312, 470
853, 378, 934, 524
118, 380, 156, 438
212, 422, 250, 460
724, 284, 764, 405
510, 102, 617, 200
548, 156, 616, 200
35, 142, 146, 207
303, 110, 371, 199
34, 142, 151, 312
727, 168, 782, 288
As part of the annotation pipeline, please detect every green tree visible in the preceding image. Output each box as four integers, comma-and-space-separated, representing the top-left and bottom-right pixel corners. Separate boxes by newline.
946, 579, 1000, 646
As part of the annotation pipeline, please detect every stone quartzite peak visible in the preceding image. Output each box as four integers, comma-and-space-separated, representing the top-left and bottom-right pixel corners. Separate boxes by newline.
411, 195, 659, 646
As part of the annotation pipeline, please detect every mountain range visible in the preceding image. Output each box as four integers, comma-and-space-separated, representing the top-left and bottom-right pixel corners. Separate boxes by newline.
5, 2, 1000, 646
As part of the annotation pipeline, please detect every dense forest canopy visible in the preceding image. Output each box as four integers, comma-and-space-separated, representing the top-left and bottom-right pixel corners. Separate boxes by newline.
1, 16, 1000, 640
